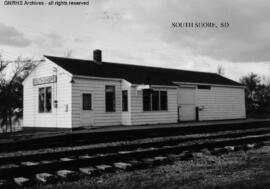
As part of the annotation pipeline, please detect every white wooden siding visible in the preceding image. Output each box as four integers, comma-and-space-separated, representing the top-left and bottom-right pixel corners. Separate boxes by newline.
130, 87, 178, 125
24, 60, 246, 129
197, 86, 246, 120
72, 78, 122, 127
23, 60, 72, 129
23, 77, 35, 126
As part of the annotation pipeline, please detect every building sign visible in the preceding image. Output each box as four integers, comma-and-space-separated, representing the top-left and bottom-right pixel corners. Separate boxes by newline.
33, 75, 57, 86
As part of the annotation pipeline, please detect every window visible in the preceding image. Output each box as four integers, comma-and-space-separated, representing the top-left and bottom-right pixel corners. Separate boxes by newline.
82, 94, 92, 110
152, 91, 159, 111
39, 88, 45, 112
143, 89, 151, 111
46, 87, 52, 112
122, 90, 128, 111
198, 85, 211, 90
39, 86, 52, 113
105, 85, 115, 112
143, 90, 168, 111
160, 91, 168, 110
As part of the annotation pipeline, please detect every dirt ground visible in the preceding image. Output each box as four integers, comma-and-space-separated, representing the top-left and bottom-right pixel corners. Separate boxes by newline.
30, 142, 270, 189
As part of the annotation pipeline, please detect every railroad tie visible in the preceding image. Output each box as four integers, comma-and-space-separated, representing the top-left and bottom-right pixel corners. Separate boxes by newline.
146, 147, 158, 151
114, 162, 132, 170
96, 165, 114, 172
135, 148, 146, 152
59, 157, 75, 162
246, 143, 256, 149
56, 170, 80, 181
78, 155, 93, 159
162, 145, 173, 149
224, 146, 235, 152
119, 150, 135, 154
21, 161, 40, 166
35, 173, 57, 184
40, 160, 59, 164
0, 164, 19, 169
13, 177, 32, 187
79, 167, 99, 176
241, 143, 257, 151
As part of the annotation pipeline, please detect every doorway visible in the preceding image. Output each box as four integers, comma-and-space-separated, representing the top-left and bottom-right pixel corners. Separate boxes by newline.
178, 87, 196, 121
80, 91, 94, 126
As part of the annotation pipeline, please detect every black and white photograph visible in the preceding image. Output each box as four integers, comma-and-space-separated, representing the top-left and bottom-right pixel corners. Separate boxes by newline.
0, 0, 270, 188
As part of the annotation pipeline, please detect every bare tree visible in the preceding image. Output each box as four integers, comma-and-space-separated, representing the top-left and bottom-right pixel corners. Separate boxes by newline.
240, 73, 260, 101
0, 56, 37, 132
239, 73, 270, 115
0, 54, 8, 73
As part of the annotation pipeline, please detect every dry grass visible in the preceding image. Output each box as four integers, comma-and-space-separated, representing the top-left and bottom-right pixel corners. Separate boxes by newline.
29, 143, 270, 189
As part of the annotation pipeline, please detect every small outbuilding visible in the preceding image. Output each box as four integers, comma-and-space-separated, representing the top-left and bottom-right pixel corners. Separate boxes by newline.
23, 50, 246, 130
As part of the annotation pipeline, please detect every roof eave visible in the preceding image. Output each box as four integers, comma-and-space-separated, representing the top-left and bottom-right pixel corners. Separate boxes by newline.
173, 81, 245, 88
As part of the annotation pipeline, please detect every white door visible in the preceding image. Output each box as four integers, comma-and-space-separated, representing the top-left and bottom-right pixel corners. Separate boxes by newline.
80, 92, 94, 126
178, 87, 196, 121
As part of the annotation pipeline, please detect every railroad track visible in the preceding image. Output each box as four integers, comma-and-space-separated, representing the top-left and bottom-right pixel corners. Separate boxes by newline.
0, 127, 269, 187
1, 120, 269, 152
1, 127, 270, 163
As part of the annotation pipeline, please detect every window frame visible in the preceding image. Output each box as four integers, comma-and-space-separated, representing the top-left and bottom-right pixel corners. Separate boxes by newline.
38, 86, 52, 113
122, 90, 128, 112
151, 90, 160, 111
143, 89, 152, 111
82, 93, 92, 111
142, 90, 168, 112
105, 85, 116, 112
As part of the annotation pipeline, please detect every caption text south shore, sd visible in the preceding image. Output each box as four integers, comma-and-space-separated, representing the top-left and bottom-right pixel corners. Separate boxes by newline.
3, 0, 90, 6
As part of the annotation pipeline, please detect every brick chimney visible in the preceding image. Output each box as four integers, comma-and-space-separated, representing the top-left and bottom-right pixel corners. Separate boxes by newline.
93, 49, 102, 62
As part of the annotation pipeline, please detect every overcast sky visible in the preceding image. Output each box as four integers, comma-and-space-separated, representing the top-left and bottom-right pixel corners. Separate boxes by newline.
0, 0, 270, 82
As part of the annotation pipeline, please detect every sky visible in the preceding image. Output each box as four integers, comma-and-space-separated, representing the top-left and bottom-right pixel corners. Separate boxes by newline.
0, 0, 270, 83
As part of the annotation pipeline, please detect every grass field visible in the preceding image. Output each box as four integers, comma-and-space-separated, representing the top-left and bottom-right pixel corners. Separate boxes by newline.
30, 143, 270, 189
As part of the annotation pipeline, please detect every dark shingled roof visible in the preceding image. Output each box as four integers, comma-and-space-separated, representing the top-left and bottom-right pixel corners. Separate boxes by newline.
45, 55, 242, 86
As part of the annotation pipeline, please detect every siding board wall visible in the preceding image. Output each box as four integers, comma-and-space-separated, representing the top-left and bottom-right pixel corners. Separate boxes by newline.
23, 60, 72, 129
197, 86, 246, 120
24, 60, 246, 129
130, 87, 178, 125
72, 78, 122, 128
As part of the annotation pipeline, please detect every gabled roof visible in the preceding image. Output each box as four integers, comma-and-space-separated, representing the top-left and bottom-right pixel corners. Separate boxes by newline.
45, 55, 243, 86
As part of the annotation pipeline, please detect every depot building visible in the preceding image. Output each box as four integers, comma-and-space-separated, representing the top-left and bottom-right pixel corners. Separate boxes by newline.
22, 50, 246, 130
